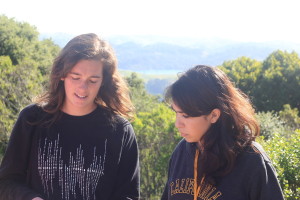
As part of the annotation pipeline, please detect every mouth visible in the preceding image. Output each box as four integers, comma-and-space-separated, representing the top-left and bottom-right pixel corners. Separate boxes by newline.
75, 93, 87, 99
180, 132, 188, 138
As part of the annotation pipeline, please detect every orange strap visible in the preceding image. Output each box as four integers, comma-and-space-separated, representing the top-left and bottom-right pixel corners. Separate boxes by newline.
194, 149, 205, 200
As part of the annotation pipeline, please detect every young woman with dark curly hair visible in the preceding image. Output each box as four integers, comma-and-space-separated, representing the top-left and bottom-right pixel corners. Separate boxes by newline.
161, 65, 284, 200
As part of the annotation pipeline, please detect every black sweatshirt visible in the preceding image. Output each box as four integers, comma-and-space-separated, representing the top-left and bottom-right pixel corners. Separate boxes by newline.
161, 139, 284, 200
0, 104, 140, 200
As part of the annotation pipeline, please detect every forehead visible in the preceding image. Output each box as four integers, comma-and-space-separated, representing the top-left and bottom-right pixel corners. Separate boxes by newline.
70, 59, 103, 74
171, 103, 184, 113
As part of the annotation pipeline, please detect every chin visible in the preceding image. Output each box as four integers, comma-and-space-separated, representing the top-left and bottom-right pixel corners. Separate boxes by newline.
184, 138, 196, 143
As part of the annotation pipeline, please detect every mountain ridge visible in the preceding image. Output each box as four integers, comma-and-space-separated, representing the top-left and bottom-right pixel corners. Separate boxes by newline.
41, 32, 300, 72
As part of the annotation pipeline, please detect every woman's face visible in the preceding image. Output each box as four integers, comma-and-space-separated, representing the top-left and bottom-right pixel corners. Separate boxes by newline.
61, 59, 103, 116
172, 103, 216, 143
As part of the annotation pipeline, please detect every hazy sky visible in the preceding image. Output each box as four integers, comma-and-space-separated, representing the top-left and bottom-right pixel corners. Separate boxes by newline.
1, 0, 300, 43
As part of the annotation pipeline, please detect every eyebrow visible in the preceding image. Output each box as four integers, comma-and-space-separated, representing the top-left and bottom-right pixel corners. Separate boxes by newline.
170, 105, 184, 113
69, 72, 102, 78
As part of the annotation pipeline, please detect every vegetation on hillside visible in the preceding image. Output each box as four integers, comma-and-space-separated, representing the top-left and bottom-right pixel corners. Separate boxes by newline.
0, 15, 60, 155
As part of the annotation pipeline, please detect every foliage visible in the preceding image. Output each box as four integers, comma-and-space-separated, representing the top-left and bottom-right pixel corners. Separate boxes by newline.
258, 130, 300, 200
0, 56, 44, 153
219, 51, 300, 112
256, 104, 300, 140
219, 56, 262, 98
255, 106, 300, 200
0, 15, 59, 67
121, 70, 177, 96
125, 72, 160, 113
279, 104, 300, 130
0, 15, 38, 65
0, 15, 59, 86
132, 103, 181, 199
0, 57, 14, 153
0, 15, 60, 153
126, 72, 182, 199
255, 50, 300, 112
256, 111, 288, 139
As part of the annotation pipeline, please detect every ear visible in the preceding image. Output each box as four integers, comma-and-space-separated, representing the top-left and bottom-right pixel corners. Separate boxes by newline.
210, 108, 221, 123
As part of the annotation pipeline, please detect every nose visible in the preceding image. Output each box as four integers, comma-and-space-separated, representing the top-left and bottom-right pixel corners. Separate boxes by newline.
78, 80, 88, 90
175, 115, 184, 128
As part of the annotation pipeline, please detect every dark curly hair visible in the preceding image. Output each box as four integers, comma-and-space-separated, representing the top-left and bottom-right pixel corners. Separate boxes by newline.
165, 65, 260, 185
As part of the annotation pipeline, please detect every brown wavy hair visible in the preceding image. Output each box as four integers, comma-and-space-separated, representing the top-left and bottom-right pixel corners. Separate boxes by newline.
36, 33, 134, 122
165, 65, 260, 185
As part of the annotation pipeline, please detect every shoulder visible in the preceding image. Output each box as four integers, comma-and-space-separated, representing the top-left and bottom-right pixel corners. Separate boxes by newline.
173, 139, 188, 152
236, 141, 274, 173
237, 143, 283, 198
167, 139, 196, 175
95, 106, 131, 126
227, 142, 278, 189
171, 139, 195, 159
108, 114, 135, 139
18, 104, 46, 121
250, 141, 272, 163
240, 142, 271, 163
109, 114, 132, 133
113, 115, 131, 127
20, 104, 42, 114
109, 115, 138, 149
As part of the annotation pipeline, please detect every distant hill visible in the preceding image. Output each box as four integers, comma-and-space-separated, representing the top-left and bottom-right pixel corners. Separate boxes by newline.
40, 33, 300, 95
41, 33, 300, 71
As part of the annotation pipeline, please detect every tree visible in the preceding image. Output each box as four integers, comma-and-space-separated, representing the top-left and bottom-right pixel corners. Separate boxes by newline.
256, 111, 287, 139
125, 72, 181, 199
0, 16, 60, 154
0, 15, 39, 65
132, 104, 181, 199
219, 51, 300, 112
125, 72, 160, 113
279, 104, 300, 130
255, 50, 300, 111
0, 56, 44, 153
0, 15, 59, 77
219, 56, 262, 99
0, 56, 15, 155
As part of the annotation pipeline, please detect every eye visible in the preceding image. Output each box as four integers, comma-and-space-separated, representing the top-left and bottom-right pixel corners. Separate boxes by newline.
89, 80, 97, 84
176, 113, 190, 119
70, 75, 80, 80
182, 114, 190, 118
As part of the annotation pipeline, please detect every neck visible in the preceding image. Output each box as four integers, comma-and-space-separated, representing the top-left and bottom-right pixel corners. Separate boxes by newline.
61, 104, 97, 116
196, 141, 204, 152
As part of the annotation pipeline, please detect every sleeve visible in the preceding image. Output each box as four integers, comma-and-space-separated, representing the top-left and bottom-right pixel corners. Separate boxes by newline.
248, 144, 285, 200
110, 123, 140, 200
0, 106, 42, 200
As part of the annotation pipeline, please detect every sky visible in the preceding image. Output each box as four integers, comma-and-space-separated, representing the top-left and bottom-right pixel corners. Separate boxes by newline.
1, 0, 300, 43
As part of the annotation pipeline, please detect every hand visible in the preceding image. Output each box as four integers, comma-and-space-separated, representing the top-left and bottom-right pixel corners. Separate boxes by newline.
32, 197, 44, 200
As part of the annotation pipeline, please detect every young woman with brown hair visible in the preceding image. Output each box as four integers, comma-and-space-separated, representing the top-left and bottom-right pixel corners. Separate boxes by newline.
161, 65, 284, 200
0, 33, 140, 200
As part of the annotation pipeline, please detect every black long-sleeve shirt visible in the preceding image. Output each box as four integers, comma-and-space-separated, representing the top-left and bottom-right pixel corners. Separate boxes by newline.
161, 139, 284, 200
0, 104, 140, 200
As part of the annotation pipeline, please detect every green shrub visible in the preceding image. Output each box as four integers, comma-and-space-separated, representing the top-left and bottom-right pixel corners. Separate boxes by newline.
259, 130, 300, 199
256, 111, 288, 139
279, 104, 300, 131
